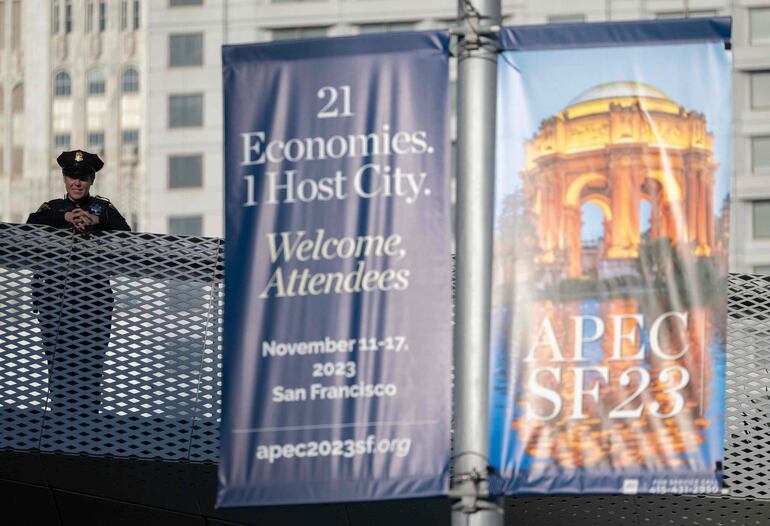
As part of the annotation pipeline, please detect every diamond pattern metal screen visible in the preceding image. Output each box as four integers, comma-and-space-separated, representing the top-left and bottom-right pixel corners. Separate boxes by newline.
1, 223, 769, 516
724, 274, 770, 500
0, 223, 222, 461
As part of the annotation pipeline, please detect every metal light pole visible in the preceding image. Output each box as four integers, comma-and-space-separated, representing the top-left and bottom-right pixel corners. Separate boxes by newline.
451, 1, 503, 525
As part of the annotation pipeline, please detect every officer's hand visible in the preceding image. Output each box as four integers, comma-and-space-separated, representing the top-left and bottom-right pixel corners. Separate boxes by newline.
63, 210, 79, 228
86, 213, 100, 226
65, 209, 90, 230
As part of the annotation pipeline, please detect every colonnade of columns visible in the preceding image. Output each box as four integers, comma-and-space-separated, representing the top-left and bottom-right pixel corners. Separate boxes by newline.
529, 154, 715, 279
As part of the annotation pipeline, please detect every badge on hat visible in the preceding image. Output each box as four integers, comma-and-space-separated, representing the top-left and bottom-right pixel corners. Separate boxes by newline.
57, 149, 104, 179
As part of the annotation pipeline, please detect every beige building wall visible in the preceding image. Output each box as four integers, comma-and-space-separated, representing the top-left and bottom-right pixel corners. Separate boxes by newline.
0, 0, 35, 223
0, 0, 146, 228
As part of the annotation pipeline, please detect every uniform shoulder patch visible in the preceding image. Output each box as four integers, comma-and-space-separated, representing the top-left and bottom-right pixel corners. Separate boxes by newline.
36, 202, 52, 212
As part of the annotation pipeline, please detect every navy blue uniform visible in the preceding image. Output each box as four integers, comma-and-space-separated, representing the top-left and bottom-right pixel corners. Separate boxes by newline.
26, 195, 130, 417
27, 194, 131, 232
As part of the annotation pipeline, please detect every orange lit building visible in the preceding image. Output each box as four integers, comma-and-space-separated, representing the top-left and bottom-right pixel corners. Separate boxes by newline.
519, 81, 718, 279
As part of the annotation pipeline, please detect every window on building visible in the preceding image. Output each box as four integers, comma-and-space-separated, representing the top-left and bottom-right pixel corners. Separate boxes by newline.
753, 201, 770, 238
133, 0, 140, 29
52, 0, 60, 34
169, 94, 203, 128
170, 0, 202, 5
169, 216, 203, 236
88, 68, 106, 95
54, 71, 71, 97
751, 8, 770, 45
64, 0, 72, 32
11, 0, 20, 50
751, 71, 770, 109
122, 129, 139, 147
753, 137, 770, 173
118, 1, 140, 31
122, 67, 140, 93
358, 22, 415, 34
755, 265, 770, 275
99, 0, 106, 31
54, 133, 71, 150
120, 0, 128, 30
87, 131, 105, 152
547, 14, 585, 23
11, 83, 23, 113
272, 26, 327, 40
656, 10, 717, 19
86, 0, 93, 32
169, 33, 203, 67
168, 154, 203, 188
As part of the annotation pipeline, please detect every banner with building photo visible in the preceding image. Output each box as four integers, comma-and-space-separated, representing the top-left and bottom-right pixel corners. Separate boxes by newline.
490, 19, 732, 495
218, 32, 452, 506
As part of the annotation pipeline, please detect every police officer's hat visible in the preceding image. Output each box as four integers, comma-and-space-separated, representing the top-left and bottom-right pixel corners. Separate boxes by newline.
57, 150, 104, 179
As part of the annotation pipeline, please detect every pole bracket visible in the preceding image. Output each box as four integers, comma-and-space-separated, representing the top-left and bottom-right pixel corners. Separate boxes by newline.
450, 469, 502, 517
452, 497, 503, 515
449, 0, 501, 55
449, 25, 501, 37
449, 466, 490, 498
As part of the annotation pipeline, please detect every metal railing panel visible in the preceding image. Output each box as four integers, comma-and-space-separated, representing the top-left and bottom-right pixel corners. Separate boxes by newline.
189, 260, 223, 464
0, 224, 71, 450
0, 224, 222, 460
724, 274, 770, 499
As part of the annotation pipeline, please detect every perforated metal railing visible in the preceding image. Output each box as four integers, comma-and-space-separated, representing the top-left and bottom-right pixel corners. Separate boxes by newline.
0, 223, 223, 462
0, 223, 768, 518
724, 274, 770, 500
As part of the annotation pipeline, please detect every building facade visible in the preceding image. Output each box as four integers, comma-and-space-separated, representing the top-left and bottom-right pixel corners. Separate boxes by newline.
1, 1, 768, 273
0, 0, 145, 228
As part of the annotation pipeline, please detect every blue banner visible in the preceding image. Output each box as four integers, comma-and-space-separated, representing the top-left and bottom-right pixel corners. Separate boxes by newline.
491, 19, 731, 495
218, 31, 452, 507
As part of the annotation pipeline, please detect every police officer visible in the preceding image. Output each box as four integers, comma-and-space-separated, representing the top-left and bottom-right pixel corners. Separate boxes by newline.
27, 150, 130, 419
27, 150, 130, 232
